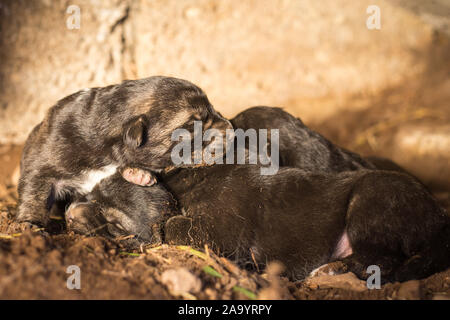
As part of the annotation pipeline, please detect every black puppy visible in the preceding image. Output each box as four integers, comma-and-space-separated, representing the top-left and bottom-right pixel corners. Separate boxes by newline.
65, 172, 177, 246
17, 76, 232, 227
65, 165, 450, 282
162, 165, 450, 282
230, 106, 376, 171
230, 106, 422, 182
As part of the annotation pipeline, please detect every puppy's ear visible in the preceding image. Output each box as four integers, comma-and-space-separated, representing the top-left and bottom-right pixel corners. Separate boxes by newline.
123, 115, 148, 148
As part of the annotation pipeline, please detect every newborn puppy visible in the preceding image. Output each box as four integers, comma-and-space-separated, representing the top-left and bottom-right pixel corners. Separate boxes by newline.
162, 165, 450, 282
65, 172, 178, 246
64, 165, 449, 281
230, 106, 376, 171
230, 107, 423, 184
17, 76, 231, 227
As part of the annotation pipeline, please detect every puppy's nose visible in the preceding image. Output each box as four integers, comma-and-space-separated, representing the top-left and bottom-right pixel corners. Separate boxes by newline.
65, 203, 92, 225
213, 118, 233, 131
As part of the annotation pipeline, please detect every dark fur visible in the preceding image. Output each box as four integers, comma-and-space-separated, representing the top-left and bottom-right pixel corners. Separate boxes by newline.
162, 165, 450, 282
64, 164, 450, 282
33, 100, 450, 281
46, 104, 448, 282
230, 106, 376, 171
65, 173, 177, 246
17, 76, 232, 227
230, 106, 425, 182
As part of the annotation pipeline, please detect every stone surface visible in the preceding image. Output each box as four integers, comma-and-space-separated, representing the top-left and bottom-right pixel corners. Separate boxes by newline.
0, 0, 447, 144
128, 0, 437, 121
390, 124, 450, 190
0, 0, 129, 143
391, 0, 450, 36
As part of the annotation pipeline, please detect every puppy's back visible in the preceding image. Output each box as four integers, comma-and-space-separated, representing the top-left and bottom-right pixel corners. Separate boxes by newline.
231, 106, 374, 171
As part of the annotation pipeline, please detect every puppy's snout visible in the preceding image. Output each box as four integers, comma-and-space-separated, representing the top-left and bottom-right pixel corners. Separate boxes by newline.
213, 118, 233, 132
216, 118, 234, 148
65, 203, 94, 226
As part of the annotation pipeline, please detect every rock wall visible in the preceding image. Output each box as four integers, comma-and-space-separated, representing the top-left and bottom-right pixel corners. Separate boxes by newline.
0, 0, 448, 144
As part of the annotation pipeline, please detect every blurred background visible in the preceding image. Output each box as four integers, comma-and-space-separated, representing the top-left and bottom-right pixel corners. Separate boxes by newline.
0, 0, 449, 196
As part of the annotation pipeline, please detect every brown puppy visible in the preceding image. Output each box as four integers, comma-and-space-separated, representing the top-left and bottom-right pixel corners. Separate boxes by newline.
230, 106, 376, 172
162, 165, 450, 282
17, 76, 232, 228
61, 105, 449, 282
63, 164, 450, 282
65, 172, 177, 246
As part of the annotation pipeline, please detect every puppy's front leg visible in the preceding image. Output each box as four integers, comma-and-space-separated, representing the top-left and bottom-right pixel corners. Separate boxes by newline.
119, 166, 157, 187
16, 171, 56, 228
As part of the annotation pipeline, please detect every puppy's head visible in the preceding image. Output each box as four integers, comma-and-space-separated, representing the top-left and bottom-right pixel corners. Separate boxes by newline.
119, 77, 233, 171
65, 202, 163, 245
65, 174, 178, 245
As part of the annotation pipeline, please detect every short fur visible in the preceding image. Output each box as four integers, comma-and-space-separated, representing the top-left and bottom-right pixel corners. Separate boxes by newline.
17, 76, 232, 226
230, 106, 376, 171
162, 165, 450, 282
65, 172, 177, 246
64, 164, 450, 282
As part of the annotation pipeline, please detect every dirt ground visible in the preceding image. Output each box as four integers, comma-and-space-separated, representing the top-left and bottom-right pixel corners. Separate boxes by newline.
0, 116, 449, 300
0, 204, 449, 300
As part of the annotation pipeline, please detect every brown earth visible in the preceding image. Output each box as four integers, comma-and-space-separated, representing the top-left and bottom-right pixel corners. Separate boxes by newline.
0, 139, 448, 300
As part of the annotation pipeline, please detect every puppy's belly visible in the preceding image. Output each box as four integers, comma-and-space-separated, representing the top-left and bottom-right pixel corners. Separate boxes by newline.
309, 231, 353, 278
331, 230, 353, 260
55, 164, 118, 198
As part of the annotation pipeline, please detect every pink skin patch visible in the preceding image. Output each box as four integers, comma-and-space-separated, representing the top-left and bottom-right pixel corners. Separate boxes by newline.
308, 231, 353, 278
331, 230, 353, 260
122, 168, 157, 187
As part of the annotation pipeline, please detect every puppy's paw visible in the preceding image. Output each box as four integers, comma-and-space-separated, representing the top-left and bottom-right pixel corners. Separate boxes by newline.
121, 167, 157, 187
65, 203, 88, 227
